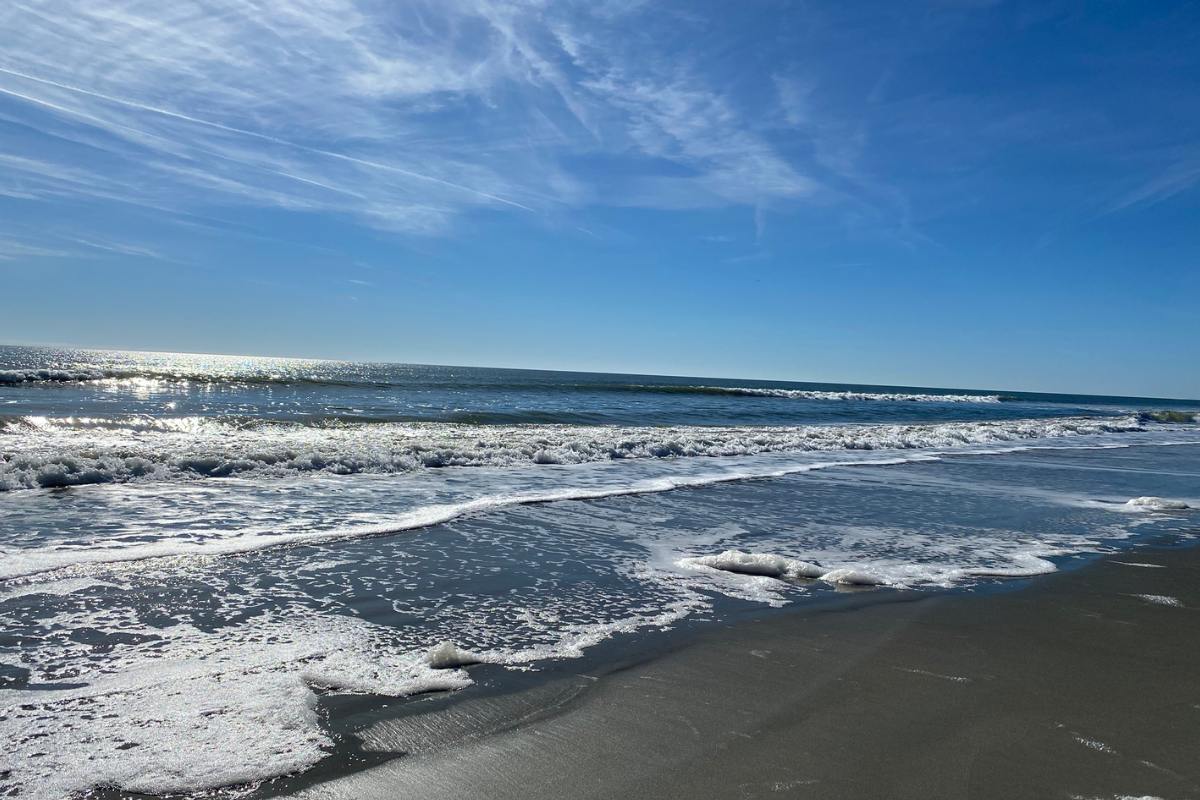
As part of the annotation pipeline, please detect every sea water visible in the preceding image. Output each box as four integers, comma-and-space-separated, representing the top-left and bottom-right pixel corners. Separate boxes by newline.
1, 345, 1197, 797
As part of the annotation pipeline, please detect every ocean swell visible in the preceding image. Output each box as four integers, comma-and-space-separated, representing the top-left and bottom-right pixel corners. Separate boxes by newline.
0, 366, 1002, 402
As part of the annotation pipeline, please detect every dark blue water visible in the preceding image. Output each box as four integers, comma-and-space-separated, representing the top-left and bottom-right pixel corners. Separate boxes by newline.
2, 345, 1194, 428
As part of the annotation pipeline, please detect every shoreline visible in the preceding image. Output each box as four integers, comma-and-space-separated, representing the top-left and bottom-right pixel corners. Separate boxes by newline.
274, 538, 1200, 800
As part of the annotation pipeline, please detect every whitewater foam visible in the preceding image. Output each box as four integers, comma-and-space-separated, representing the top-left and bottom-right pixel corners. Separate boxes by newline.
4, 417, 1192, 582
0, 457, 896, 580
0, 573, 704, 798
0, 413, 1150, 491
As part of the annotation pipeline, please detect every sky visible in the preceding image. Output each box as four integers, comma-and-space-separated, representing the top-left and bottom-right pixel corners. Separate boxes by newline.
0, 0, 1197, 398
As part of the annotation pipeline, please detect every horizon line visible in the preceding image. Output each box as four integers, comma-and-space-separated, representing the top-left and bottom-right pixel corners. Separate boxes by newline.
2, 340, 1197, 404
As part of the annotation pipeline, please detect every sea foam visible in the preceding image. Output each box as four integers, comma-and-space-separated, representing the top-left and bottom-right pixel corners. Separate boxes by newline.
1125, 496, 1190, 511
0, 611, 473, 800
0, 577, 703, 799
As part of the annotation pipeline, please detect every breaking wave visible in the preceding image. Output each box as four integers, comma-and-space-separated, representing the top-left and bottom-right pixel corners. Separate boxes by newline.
0, 413, 1148, 491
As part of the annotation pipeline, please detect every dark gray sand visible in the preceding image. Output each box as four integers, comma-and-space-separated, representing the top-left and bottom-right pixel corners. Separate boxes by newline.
289, 547, 1200, 800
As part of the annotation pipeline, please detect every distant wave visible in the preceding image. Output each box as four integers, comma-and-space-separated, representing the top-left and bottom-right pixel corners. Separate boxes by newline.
0, 413, 1152, 491
0, 368, 112, 384
1139, 409, 1200, 424
674, 386, 1004, 402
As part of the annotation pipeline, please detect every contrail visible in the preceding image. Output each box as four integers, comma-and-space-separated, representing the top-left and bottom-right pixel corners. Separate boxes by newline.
0, 65, 536, 212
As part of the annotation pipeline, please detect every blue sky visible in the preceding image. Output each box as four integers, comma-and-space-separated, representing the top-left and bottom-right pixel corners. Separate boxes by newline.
0, 0, 1197, 397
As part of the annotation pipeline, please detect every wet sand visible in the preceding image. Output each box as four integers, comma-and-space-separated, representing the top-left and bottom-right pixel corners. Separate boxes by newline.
287, 545, 1200, 800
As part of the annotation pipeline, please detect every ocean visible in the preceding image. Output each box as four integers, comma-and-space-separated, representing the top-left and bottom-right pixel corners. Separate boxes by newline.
1, 345, 1198, 798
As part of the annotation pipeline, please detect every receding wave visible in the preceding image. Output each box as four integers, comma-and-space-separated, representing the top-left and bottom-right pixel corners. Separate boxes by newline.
0, 413, 1150, 491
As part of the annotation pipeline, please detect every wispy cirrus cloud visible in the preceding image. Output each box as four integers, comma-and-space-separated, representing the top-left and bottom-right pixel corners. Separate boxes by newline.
0, 237, 78, 260
1106, 155, 1200, 215
0, 0, 824, 245
0, 226, 164, 262
3, 0, 1193, 266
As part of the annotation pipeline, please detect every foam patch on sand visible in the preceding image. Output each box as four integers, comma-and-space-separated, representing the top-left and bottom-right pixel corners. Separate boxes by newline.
683, 550, 825, 579
426, 641, 486, 669
1073, 735, 1119, 754
961, 552, 1062, 579
679, 545, 1066, 597
1133, 594, 1182, 607
819, 567, 888, 585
